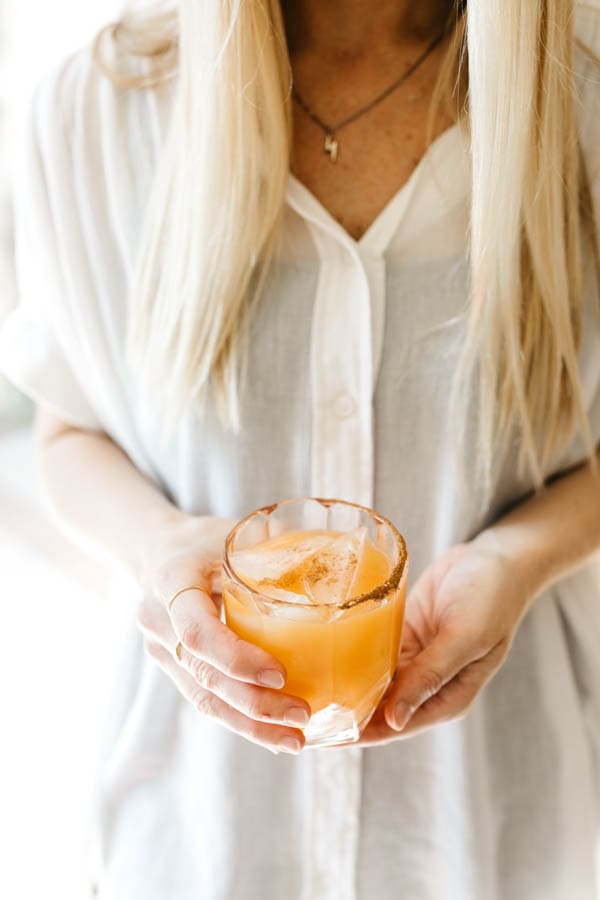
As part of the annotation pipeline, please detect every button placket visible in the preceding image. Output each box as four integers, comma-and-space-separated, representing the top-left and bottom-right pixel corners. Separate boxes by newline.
309, 253, 373, 507
303, 237, 373, 900
286, 177, 393, 900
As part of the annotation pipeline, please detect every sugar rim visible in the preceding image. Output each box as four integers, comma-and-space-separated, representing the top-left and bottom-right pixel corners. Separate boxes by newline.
223, 497, 408, 611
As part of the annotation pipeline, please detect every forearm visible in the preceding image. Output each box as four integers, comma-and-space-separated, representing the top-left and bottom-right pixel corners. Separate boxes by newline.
36, 417, 188, 582
476, 448, 600, 601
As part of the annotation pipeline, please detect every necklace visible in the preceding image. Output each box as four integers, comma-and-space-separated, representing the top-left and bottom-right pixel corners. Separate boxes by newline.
291, 27, 448, 163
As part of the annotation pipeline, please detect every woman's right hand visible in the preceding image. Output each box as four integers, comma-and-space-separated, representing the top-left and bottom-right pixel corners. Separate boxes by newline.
136, 514, 310, 755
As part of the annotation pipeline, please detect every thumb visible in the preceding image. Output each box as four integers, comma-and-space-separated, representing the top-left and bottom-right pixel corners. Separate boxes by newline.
384, 628, 477, 731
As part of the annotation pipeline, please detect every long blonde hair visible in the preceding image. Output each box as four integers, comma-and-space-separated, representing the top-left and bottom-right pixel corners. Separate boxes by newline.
95, 0, 600, 503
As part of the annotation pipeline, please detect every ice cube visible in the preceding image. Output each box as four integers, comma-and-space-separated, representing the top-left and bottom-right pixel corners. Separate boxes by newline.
230, 532, 333, 587
262, 586, 328, 621
303, 526, 368, 606
260, 586, 310, 605
345, 526, 368, 600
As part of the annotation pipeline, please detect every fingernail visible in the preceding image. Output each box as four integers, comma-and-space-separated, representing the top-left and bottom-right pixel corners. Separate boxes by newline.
278, 737, 302, 754
258, 669, 285, 689
284, 707, 310, 727
391, 701, 413, 731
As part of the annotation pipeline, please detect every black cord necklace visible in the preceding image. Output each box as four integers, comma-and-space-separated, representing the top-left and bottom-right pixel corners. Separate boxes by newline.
291, 26, 448, 163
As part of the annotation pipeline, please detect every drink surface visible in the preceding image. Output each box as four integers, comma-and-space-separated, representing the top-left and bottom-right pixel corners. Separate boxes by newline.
229, 527, 391, 606
223, 526, 407, 743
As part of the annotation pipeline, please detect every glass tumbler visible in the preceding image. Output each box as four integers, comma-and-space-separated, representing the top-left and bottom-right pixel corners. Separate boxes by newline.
222, 498, 408, 748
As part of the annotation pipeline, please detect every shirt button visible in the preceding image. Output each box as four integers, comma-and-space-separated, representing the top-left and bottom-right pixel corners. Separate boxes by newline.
333, 393, 356, 419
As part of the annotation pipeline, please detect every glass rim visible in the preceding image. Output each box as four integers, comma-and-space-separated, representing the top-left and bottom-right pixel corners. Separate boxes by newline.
223, 497, 408, 611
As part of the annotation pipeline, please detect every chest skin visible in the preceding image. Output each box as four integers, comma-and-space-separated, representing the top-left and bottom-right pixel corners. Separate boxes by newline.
288, 36, 454, 242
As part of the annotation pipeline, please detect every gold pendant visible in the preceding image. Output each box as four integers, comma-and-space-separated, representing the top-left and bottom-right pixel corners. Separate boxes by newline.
324, 133, 339, 163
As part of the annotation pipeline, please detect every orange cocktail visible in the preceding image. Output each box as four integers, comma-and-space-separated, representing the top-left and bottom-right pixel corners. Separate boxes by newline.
222, 498, 408, 747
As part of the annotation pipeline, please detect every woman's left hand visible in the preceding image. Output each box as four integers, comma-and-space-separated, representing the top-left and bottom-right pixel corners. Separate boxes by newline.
354, 531, 536, 746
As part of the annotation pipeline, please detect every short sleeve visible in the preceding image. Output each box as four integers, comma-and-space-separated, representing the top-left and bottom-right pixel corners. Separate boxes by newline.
0, 58, 103, 432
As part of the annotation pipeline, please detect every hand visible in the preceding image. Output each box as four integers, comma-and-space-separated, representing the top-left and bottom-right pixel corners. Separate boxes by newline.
354, 533, 534, 746
136, 515, 310, 755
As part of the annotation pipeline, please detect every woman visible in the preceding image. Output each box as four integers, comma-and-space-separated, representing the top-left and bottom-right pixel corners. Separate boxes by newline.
1, 0, 600, 897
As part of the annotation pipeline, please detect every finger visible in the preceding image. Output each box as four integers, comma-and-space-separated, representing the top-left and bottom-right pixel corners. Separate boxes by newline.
138, 601, 311, 726
348, 666, 485, 748
397, 643, 505, 737
211, 565, 223, 596
175, 645, 311, 728
167, 587, 288, 689
325, 643, 506, 749
332, 648, 504, 749
143, 638, 305, 755
384, 626, 487, 731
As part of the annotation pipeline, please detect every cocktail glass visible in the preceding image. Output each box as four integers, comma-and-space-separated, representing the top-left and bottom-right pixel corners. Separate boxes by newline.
222, 497, 408, 748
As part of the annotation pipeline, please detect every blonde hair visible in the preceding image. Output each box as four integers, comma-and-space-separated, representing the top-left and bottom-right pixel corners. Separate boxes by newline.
95, 1, 600, 504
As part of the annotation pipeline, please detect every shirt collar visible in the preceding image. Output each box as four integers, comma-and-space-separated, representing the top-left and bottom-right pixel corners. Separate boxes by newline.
285, 122, 470, 260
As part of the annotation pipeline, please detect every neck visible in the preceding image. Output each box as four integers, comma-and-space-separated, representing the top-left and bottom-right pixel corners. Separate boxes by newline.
283, 0, 453, 57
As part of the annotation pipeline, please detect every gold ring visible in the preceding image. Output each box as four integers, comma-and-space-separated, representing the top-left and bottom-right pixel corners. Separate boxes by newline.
167, 584, 205, 613
175, 641, 184, 662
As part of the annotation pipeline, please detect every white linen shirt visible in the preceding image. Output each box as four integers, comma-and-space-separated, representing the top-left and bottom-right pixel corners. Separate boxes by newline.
2, 10, 600, 899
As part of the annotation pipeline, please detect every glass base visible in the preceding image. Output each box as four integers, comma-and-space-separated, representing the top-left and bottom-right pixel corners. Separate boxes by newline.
303, 704, 374, 748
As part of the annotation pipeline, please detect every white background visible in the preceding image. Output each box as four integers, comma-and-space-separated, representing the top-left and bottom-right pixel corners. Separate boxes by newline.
0, 0, 123, 404
0, 4, 127, 899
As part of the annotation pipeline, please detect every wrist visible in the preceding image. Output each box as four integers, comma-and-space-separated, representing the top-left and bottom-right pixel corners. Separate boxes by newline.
137, 505, 196, 588
472, 523, 548, 606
